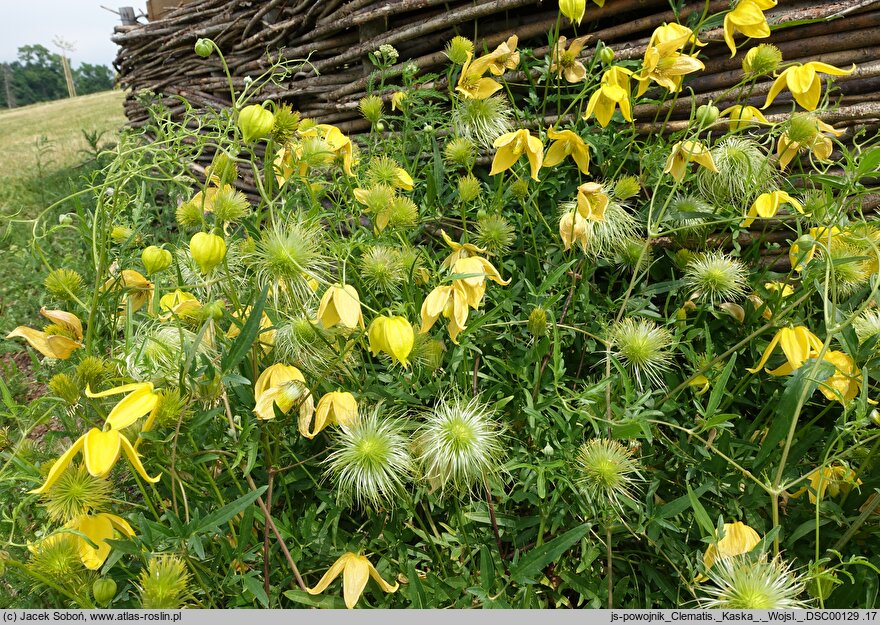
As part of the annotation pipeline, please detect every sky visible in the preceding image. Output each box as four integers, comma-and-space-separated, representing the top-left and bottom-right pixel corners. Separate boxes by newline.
0, 0, 125, 67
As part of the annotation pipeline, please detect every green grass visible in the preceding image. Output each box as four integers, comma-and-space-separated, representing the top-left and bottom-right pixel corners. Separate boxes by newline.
0, 91, 125, 353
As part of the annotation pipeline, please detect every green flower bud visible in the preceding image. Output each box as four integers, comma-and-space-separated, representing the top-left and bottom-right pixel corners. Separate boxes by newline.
599, 46, 615, 65
190, 232, 227, 273
528, 306, 548, 338
238, 104, 275, 143
93, 578, 117, 606
202, 300, 226, 321
696, 103, 719, 128
871, 409, 880, 427
194, 38, 213, 58
142, 245, 173, 276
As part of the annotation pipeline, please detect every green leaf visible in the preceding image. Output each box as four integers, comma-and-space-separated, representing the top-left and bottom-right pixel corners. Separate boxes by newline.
221, 285, 268, 373
687, 483, 715, 536
656, 483, 711, 519
242, 574, 269, 608
704, 353, 736, 419
283, 589, 346, 609
188, 487, 266, 536
509, 523, 590, 583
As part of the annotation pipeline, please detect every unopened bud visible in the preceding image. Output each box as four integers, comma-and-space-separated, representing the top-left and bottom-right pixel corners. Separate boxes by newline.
190, 232, 227, 273
238, 104, 275, 143
142, 245, 173, 276
194, 38, 213, 58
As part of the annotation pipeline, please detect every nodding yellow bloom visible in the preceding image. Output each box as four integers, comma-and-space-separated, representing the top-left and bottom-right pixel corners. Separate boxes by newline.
159, 290, 202, 321
453, 256, 511, 309
316, 284, 365, 330
551, 35, 590, 84
583, 66, 634, 127
762, 61, 855, 111
743, 190, 804, 227
485, 36, 519, 76
792, 464, 862, 503
253, 364, 315, 434
299, 123, 356, 176
700, 521, 761, 579
391, 91, 407, 111
305, 552, 399, 609
489, 129, 544, 181
306, 391, 358, 438
439, 230, 490, 269
765, 281, 795, 298
68, 513, 135, 570
103, 269, 153, 313
747, 326, 824, 376
559, 0, 586, 24
648, 23, 706, 50
636, 37, 704, 97
368, 315, 415, 368
543, 128, 591, 174
576, 182, 609, 221
777, 118, 843, 170
6, 308, 83, 360
559, 210, 589, 252
455, 52, 503, 100
420, 281, 470, 344
723, 0, 776, 58
789, 226, 841, 272
31, 424, 160, 495
663, 141, 718, 181
720, 104, 769, 131
818, 351, 861, 404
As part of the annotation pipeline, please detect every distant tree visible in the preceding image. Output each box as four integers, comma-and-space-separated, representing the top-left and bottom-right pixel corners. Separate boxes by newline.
9, 44, 66, 106
75, 63, 115, 95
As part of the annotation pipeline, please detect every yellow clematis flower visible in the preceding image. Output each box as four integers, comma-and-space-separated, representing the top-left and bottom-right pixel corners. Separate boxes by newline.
818, 351, 861, 404
485, 36, 519, 76
543, 128, 591, 174
489, 129, 544, 181
648, 23, 706, 50
306, 552, 399, 609
368, 316, 414, 368
765, 281, 794, 298
455, 51, 503, 100
30, 424, 160, 494
762, 61, 856, 111
253, 364, 315, 434
742, 190, 804, 227
559, 0, 586, 25
636, 37, 704, 97
576, 182, 608, 220
663, 141, 718, 181
723, 0, 776, 58
439, 230, 490, 269
87, 382, 160, 431
103, 269, 153, 313
316, 284, 365, 330
420, 281, 470, 344
453, 256, 511, 309
390, 91, 407, 112
559, 209, 589, 252
789, 226, 841, 271
68, 513, 136, 570
304, 391, 359, 439
299, 124, 356, 176
159, 290, 202, 321
720, 104, 769, 131
583, 66, 634, 127
6, 308, 83, 360
551, 35, 590, 84
701, 521, 761, 579
747, 325, 824, 376
792, 464, 861, 504
777, 118, 843, 171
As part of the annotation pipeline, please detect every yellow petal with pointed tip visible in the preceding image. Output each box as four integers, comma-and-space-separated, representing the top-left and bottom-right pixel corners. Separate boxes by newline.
83, 429, 121, 478
29, 434, 86, 494
119, 434, 161, 483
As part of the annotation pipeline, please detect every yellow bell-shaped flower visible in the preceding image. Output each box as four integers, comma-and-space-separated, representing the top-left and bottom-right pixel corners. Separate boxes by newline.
316, 284, 365, 330
723, 0, 776, 58
420, 281, 470, 344
743, 190, 804, 227
452, 256, 511, 309
305, 391, 359, 438
543, 128, 591, 174
190, 232, 227, 273
489, 129, 544, 181
253, 364, 315, 435
159, 289, 203, 321
701, 521, 761, 578
583, 66, 634, 127
368, 315, 414, 368
68, 513, 136, 570
762, 61, 855, 112
747, 326, 824, 376
305, 552, 399, 609
663, 140, 718, 181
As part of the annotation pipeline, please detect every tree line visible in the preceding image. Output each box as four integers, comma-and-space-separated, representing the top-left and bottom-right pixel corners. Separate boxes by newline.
1, 44, 115, 108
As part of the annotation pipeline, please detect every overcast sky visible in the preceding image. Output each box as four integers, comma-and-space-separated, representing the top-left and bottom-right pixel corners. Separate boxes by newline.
1, 0, 126, 67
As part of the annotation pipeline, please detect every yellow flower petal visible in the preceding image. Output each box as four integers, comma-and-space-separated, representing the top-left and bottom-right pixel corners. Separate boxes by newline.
29, 434, 86, 494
